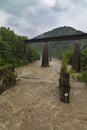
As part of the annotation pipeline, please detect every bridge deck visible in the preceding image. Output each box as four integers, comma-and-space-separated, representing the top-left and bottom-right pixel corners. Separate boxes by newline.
24, 33, 87, 43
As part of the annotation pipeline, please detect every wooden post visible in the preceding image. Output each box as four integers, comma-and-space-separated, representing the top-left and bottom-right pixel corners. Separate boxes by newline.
72, 41, 81, 72
41, 42, 49, 67
59, 70, 70, 103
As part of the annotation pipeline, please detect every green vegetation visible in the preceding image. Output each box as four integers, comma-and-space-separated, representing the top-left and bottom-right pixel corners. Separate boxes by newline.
63, 45, 87, 84
0, 65, 16, 94
34, 26, 87, 59
35, 26, 87, 84
80, 47, 87, 85
61, 53, 68, 72
27, 44, 40, 62
3, 70, 16, 87
0, 27, 39, 67
61, 45, 73, 65
0, 26, 87, 84
77, 71, 87, 85
81, 48, 87, 70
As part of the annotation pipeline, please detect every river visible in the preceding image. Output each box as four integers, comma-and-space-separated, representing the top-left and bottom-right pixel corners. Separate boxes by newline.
0, 59, 87, 130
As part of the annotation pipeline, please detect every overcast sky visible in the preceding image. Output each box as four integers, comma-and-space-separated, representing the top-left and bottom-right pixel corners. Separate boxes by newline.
0, 0, 87, 38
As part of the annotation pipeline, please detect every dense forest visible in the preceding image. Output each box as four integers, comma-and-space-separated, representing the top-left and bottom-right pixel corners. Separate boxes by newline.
0, 27, 40, 67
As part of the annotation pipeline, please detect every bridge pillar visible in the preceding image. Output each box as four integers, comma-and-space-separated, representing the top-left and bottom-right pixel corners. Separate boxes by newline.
59, 70, 70, 103
72, 41, 81, 72
41, 42, 49, 67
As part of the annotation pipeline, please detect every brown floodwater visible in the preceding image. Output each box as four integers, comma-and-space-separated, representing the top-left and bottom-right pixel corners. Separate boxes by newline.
0, 59, 87, 130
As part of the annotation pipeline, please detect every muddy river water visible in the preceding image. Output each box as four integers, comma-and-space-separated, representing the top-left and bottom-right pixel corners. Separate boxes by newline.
0, 59, 87, 130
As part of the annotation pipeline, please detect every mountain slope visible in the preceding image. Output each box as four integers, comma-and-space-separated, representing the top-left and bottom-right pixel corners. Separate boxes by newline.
36, 26, 82, 38
33, 26, 86, 58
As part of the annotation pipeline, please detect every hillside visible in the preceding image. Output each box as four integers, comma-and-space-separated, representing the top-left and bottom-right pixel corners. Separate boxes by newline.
33, 26, 87, 58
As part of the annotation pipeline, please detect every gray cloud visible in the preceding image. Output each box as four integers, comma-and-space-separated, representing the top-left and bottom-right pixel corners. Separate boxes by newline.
0, 0, 87, 38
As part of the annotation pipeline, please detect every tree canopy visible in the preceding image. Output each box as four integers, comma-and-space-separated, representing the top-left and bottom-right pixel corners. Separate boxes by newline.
0, 27, 40, 67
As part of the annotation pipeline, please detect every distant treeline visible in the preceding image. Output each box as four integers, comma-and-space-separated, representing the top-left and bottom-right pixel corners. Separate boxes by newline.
0, 27, 40, 67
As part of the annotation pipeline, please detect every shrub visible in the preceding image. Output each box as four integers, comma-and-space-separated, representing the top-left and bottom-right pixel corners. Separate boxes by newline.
77, 71, 87, 85
61, 53, 68, 72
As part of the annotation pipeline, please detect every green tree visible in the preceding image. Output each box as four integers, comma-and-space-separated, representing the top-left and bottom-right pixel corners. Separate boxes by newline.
0, 26, 39, 67
61, 53, 68, 72
81, 48, 87, 70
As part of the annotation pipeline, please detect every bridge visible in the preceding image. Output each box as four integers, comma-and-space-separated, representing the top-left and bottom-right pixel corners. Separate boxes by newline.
24, 33, 87, 43
24, 33, 87, 71
24, 33, 87, 103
